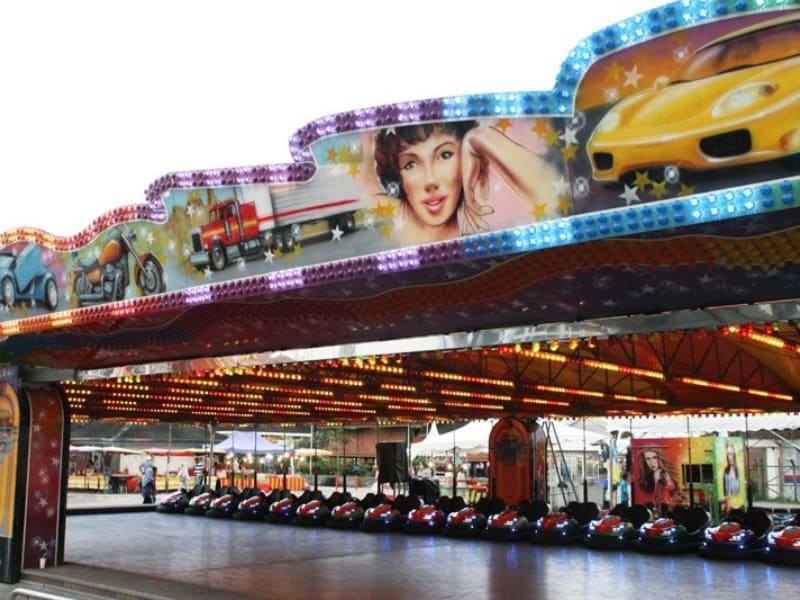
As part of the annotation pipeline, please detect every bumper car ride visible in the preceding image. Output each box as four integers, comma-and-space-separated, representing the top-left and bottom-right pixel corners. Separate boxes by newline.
763, 518, 800, 565
442, 507, 488, 538
327, 501, 365, 529
292, 499, 331, 526
265, 496, 299, 524
205, 492, 240, 518
404, 505, 447, 534
361, 503, 406, 532
156, 491, 190, 514
531, 512, 585, 545
584, 514, 639, 549
233, 493, 270, 520
183, 492, 215, 516
637, 516, 704, 553
698, 509, 772, 559
483, 509, 530, 541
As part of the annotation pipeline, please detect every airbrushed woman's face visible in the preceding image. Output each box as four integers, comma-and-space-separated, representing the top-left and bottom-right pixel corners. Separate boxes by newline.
644, 450, 660, 471
397, 131, 462, 229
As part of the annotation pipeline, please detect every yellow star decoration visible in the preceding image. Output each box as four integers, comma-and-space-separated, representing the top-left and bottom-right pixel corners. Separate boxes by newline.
545, 128, 561, 147
495, 118, 512, 133
337, 148, 350, 163
560, 145, 578, 161
273, 248, 283, 261
532, 202, 549, 220
348, 163, 360, 178
293, 244, 304, 258
326, 147, 337, 163
380, 223, 394, 238
650, 180, 669, 200
531, 119, 551, 138
604, 61, 624, 83
633, 170, 652, 190
678, 183, 696, 197
558, 195, 573, 215
372, 201, 396, 220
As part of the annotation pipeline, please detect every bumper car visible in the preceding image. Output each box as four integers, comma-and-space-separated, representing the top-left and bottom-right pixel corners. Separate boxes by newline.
404, 504, 447, 534
265, 495, 299, 524
484, 509, 530, 541
762, 513, 800, 565
327, 500, 366, 529
328, 492, 386, 530
183, 490, 217, 516
531, 502, 599, 545
636, 505, 710, 554
361, 495, 418, 532
293, 498, 332, 526
233, 490, 274, 520
156, 486, 203, 514
584, 504, 651, 549
698, 508, 772, 559
205, 488, 243, 518
443, 506, 488, 538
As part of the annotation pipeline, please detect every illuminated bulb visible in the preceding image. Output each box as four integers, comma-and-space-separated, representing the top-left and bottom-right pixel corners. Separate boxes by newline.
531, 341, 541, 352
549, 340, 560, 352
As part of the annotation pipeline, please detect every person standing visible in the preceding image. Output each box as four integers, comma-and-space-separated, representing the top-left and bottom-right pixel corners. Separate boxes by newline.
140, 456, 155, 504
177, 462, 190, 492
619, 472, 630, 506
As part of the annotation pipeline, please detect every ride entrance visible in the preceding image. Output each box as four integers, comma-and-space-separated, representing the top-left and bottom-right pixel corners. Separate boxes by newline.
2, 0, 800, 586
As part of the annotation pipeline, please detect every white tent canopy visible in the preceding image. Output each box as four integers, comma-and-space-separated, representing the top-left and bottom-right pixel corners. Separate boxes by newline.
411, 419, 605, 457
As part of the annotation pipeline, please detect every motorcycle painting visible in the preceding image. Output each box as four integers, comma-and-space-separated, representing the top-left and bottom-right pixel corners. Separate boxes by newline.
72, 227, 165, 306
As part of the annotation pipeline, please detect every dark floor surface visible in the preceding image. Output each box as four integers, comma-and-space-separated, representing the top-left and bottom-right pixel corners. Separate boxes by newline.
4, 511, 800, 599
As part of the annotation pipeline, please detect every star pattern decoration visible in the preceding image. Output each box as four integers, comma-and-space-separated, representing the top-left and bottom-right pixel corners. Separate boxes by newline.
531, 119, 551, 138
560, 127, 579, 147
633, 171, 652, 190
553, 176, 570, 197
263, 249, 275, 263
348, 163, 359, 178
203, 266, 213, 280
237, 258, 247, 271
393, 215, 407, 234
650, 180, 669, 200
331, 226, 344, 242
604, 61, 624, 82
560, 145, 578, 161
557, 196, 573, 216
619, 185, 640, 205
495, 118, 512, 133
623, 65, 644, 89
678, 184, 696, 197
532, 202, 549, 219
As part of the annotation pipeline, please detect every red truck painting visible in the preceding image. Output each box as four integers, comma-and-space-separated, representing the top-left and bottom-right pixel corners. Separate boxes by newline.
189, 183, 363, 271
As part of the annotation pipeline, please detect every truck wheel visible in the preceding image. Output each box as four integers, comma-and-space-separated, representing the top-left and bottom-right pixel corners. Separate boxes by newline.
339, 213, 356, 233
210, 242, 227, 270
1, 277, 15, 306
282, 230, 295, 253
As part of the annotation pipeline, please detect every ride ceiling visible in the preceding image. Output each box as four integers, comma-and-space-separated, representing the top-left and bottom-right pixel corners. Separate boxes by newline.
2, 2, 800, 425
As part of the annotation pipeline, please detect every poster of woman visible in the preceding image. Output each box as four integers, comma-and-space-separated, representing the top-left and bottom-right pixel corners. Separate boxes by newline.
716, 437, 746, 512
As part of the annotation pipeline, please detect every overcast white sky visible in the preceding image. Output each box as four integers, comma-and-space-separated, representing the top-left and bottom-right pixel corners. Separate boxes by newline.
1, 0, 662, 236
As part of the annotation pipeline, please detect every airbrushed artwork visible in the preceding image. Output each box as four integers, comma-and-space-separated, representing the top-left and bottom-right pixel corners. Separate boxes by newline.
0, 5, 798, 331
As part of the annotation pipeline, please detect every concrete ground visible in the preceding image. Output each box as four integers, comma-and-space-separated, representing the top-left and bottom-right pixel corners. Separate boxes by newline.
2, 492, 800, 599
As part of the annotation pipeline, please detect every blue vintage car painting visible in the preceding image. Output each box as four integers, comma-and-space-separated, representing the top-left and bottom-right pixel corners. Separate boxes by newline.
0, 243, 60, 310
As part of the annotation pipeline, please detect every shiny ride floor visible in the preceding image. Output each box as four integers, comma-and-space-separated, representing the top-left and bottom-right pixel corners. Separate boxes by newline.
44, 512, 800, 600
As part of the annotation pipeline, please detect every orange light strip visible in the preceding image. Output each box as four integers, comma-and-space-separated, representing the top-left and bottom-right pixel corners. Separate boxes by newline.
521, 397, 571, 407
418, 370, 515, 388
437, 389, 512, 402
442, 401, 504, 411
674, 376, 794, 401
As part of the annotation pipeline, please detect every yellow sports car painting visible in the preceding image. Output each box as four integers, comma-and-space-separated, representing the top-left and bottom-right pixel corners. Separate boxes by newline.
587, 14, 800, 182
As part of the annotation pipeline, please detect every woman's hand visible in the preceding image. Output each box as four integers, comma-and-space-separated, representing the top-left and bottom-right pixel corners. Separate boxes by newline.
460, 128, 494, 234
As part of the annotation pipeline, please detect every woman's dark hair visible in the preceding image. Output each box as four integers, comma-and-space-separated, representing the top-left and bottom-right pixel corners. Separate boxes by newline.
373, 120, 478, 201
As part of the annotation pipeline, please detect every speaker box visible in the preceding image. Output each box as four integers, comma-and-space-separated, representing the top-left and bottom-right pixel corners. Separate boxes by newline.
376, 442, 409, 484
